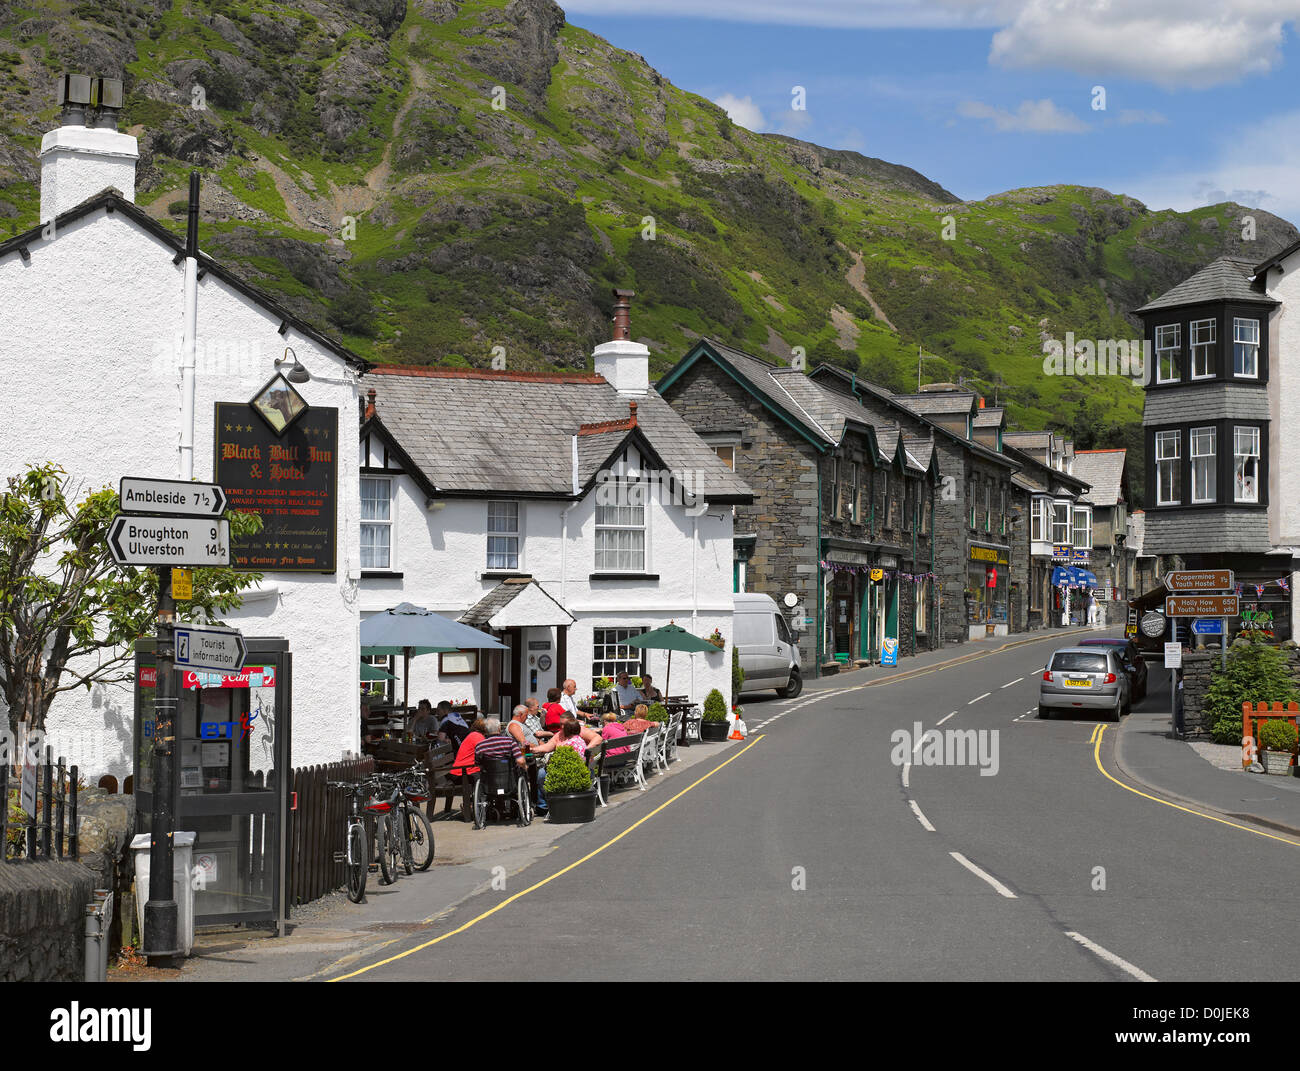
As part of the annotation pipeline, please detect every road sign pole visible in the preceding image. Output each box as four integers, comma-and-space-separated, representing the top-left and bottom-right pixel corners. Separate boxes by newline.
1169, 612, 1181, 737
1221, 617, 1227, 673
144, 565, 180, 965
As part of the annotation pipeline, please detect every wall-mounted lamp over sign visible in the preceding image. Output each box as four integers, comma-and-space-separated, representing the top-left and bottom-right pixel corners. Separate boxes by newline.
274, 345, 311, 384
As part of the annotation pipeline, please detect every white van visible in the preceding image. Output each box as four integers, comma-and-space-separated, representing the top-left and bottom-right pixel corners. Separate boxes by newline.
734, 593, 802, 698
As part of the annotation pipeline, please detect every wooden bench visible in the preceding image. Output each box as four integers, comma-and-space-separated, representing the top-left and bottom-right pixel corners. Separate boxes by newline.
424, 741, 477, 821
362, 737, 429, 773
589, 732, 646, 804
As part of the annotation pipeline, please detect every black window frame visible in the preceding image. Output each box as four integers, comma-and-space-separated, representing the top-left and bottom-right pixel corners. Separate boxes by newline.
1141, 301, 1272, 390
1144, 418, 1269, 510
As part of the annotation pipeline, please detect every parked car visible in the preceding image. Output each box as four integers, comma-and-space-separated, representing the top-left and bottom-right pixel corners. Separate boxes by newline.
1039, 647, 1130, 721
734, 593, 801, 698
1077, 637, 1147, 700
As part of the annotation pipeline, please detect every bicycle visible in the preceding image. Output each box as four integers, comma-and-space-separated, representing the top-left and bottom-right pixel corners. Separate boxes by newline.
397, 764, 435, 873
327, 777, 380, 904
368, 773, 407, 885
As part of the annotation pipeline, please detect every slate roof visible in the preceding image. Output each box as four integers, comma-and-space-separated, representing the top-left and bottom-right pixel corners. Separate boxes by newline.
1003, 431, 1052, 451
1071, 449, 1126, 507
1135, 256, 1277, 313
365, 367, 752, 501
891, 391, 978, 416
902, 436, 934, 471
973, 407, 1005, 429
1012, 471, 1047, 494
460, 577, 574, 627
1003, 444, 1090, 497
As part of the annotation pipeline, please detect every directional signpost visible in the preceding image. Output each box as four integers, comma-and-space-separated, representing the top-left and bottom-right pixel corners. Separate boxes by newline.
1166, 569, 1234, 592
1165, 594, 1239, 617
119, 477, 226, 517
108, 516, 230, 568
1162, 571, 1237, 733
117, 475, 238, 965
174, 625, 247, 675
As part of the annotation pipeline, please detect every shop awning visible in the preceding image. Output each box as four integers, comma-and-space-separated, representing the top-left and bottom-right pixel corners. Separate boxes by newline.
1051, 566, 1072, 586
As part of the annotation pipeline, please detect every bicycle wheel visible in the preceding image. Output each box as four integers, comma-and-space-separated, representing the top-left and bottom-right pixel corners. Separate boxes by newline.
473, 778, 487, 829
376, 813, 397, 885
346, 822, 367, 903
405, 807, 434, 871
398, 806, 414, 876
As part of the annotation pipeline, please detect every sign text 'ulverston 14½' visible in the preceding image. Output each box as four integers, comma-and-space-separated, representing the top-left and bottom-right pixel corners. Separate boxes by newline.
107, 516, 231, 567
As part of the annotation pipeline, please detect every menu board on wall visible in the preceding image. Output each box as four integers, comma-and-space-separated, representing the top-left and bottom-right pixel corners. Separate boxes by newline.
214, 403, 338, 573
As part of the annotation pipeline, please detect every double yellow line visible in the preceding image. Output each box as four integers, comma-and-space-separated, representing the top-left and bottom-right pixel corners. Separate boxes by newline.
325, 734, 767, 981
1092, 725, 1300, 847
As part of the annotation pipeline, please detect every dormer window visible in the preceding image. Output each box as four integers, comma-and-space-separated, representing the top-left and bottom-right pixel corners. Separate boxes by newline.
1190, 318, 1217, 379
1155, 324, 1180, 383
1233, 318, 1259, 378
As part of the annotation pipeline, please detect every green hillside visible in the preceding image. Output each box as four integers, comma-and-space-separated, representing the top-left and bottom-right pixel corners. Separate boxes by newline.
0, 0, 1295, 500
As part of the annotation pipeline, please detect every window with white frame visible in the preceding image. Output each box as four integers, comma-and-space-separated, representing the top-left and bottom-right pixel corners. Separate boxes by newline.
1051, 501, 1071, 544
1190, 426, 1217, 503
1234, 426, 1260, 503
595, 483, 646, 571
915, 577, 929, 633
1191, 318, 1217, 378
1155, 324, 1180, 383
1155, 430, 1181, 505
1031, 498, 1048, 542
1233, 318, 1259, 377
983, 480, 991, 532
591, 627, 647, 689
487, 501, 520, 570
360, 476, 392, 569
1072, 507, 1091, 549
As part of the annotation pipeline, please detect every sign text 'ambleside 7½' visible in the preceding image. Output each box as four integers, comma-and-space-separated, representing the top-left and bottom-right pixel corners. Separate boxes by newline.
119, 477, 227, 518
108, 516, 230, 567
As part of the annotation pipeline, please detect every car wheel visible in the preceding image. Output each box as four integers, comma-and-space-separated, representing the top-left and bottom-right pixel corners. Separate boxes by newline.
1037, 705, 1051, 719
776, 672, 802, 699
1109, 702, 1121, 722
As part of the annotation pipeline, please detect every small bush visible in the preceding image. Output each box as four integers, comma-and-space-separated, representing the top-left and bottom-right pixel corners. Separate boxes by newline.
1205, 638, 1299, 744
1258, 718, 1298, 753
167, 200, 188, 216
703, 687, 728, 722
645, 702, 668, 723
543, 745, 591, 794
732, 646, 744, 704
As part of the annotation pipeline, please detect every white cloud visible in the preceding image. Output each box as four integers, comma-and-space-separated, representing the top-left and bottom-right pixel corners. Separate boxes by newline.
772, 108, 815, 137
565, 0, 1300, 89
1114, 109, 1300, 226
714, 93, 767, 130
1117, 109, 1169, 126
989, 0, 1297, 89
958, 98, 1089, 133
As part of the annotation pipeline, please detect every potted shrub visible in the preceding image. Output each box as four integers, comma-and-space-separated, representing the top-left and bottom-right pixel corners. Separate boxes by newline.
645, 702, 669, 723
543, 746, 598, 822
701, 688, 730, 742
1257, 718, 1298, 776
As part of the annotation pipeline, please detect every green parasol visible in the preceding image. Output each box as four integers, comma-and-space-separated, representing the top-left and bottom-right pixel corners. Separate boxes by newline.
625, 622, 720, 700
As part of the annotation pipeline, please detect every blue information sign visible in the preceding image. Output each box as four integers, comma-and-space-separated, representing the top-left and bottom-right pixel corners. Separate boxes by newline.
881, 638, 899, 666
1191, 619, 1224, 635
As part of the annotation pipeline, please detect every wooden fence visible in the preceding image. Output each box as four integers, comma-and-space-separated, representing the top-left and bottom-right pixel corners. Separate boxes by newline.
286, 756, 373, 909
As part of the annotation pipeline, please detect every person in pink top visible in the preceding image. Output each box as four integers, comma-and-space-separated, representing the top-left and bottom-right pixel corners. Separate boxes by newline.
600, 712, 630, 756
530, 717, 599, 759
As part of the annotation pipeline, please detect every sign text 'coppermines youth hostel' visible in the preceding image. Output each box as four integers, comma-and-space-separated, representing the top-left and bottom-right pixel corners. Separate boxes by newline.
213, 403, 338, 572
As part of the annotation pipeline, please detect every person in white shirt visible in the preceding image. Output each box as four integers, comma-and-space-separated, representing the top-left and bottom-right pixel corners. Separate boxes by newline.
559, 678, 580, 719
614, 671, 640, 714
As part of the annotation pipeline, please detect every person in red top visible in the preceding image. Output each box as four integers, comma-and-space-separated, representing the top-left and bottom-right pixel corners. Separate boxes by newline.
542, 687, 566, 732
450, 717, 487, 778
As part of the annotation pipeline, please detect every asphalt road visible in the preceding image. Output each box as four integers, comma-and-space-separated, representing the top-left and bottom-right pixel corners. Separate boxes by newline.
321, 632, 1300, 982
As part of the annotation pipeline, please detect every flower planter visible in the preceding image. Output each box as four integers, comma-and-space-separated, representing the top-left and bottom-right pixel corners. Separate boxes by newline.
545, 789, 598, 823
1263, 750, 1294, 776
700, 720, 730, 742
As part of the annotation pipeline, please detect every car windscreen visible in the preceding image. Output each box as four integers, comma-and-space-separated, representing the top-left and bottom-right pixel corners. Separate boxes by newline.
1050, 652, 1109, 673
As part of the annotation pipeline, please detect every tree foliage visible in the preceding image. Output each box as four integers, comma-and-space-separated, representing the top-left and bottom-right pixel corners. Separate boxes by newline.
1205, 636, 1299, 744
0, 463, 264, 734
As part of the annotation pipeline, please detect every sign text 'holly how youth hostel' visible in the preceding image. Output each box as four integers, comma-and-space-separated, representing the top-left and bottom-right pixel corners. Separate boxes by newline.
213, 403, 338, 572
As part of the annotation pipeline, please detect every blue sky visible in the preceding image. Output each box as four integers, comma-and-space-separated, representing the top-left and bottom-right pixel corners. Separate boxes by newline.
567, 1, 1300, 226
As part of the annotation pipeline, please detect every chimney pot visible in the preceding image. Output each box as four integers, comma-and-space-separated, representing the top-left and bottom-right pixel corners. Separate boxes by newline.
612, 288, 635, 342
628, 400, 637, 425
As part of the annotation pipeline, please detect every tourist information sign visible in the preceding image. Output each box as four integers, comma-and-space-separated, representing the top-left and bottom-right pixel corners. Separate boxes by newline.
173, 625, 247, 675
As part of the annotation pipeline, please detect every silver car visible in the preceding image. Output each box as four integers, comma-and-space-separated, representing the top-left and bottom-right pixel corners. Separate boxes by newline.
1038, 647, 1130, 721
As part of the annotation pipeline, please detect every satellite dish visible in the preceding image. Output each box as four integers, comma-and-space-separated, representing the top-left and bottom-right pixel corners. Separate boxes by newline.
783, 592, 798, 608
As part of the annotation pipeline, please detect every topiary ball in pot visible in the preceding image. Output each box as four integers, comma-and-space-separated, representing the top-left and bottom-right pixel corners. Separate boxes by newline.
701, 687, 730, 741
645, 702, 668, 723
543, 746, 596, 822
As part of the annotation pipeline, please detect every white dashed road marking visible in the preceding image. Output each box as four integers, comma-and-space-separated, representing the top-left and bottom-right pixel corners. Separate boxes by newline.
1001, 677, 1023, 688
1064, 931, 1157, 982
949, 852, 1017, 899
909, 800, 935, 832
936, 711, 957, 725
968, 692, 990, 705
901, 761, 910, 788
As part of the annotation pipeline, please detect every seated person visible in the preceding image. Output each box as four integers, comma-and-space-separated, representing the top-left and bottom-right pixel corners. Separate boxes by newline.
600, 711, 630, 756
438, 701, 472, 747
542, 687, 567, 733
447, 717, 487, 800
530, 716, 599, 760
614, 671, 641, 714
507, 704, 539, 749
410, 698, 439, 740
473, 717, 527, 772
637, 674, 663, 704
623, 703, 655, 735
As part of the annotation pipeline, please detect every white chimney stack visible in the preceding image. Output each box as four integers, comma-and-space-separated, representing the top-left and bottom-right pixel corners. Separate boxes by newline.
592, 287, 650, 396
39, 74, 138, 220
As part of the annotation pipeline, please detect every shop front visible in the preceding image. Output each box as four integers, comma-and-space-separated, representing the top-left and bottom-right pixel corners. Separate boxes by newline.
968, 543, 1010, 638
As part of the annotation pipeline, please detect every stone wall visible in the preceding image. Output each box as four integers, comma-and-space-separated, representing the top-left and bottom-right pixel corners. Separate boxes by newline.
77, 789, 136, 955
0, 860, 96, 981
1009, 484, 1030, 632
1180, 645, 1300, 739
663, 360, 821, 669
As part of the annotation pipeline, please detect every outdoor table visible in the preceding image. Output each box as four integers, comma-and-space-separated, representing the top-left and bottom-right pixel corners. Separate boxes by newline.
665, 699, 698, 746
